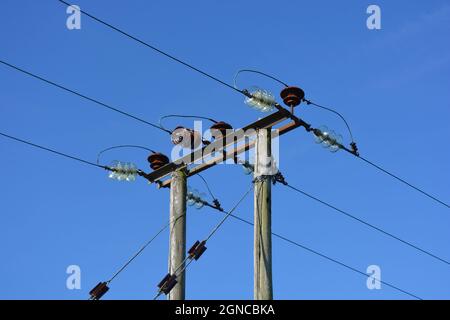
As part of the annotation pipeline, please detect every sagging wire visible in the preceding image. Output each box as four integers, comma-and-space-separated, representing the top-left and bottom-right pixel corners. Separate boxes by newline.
197, 173, 222, 210
158, 114, 218, 132
96, 145, 156, 166
234, 68, 357, 153
233, 69, 289, 90
303, 98, 357, 150
95, 145, 158, 182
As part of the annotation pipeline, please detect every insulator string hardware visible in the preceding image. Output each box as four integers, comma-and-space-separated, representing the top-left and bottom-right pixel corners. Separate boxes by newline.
243, 87, 277, 113
108, 161, 139, 182
187, 187, 223, 211
313, 126, 344, 153
89, 282, 110, 300
157, 273, 178, 295
188, 240, 208, 261
155, 239, 208, 298
235, 159, 255, 175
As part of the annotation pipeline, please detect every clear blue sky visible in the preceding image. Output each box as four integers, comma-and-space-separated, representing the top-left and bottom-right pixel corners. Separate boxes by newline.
0, 0, 449, 300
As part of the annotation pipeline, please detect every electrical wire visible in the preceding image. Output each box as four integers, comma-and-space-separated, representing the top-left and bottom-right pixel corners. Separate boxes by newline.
281, 182, 450, 266
204, 183, 253, 242
96, 145, 156, 166
201, 197, 422, 300
56, 0, 245, 97
153, 184, 253, 300
355, 155, 450, 210
197, 173, 217, 201
170, 183, 253, 276
0, 131, 106, 170
303, 99, 355, 143
0, 59, 171, 134
306, 122, 449, 209
232, 69, 357, 147
233, 69, 289, 90
159, 114, 218, 132
107, 213, 185, 284
231, 69, 356, 145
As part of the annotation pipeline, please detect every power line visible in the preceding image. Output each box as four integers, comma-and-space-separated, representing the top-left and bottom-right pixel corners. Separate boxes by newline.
355, 155, 450, 209
153, 184, 253, 300
281, 182, 450, 266
303, 99, 355, 143
96, 145, 156, 166
233, 69, 289, 89
0, 131, 106, 170
202, 197, 422, 300
197, 173, 217, 202
7, 7, 442, 213
308, 122, 449, 209
181, 186, 422, 299
0, 59, 171, 134
159, 114, 218, 132
204, 183, 253, 242
107, 213, 185, 284
56, 0, 245, 97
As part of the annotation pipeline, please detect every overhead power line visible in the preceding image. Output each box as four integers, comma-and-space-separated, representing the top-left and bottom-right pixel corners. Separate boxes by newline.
233, 69, 289, 89
200, 195, 422, 300
0, 59, 171, 134
56, 0, 245, 97
310, 120, 449, 209
303, 99, 355, 143
355, 155, 450, 209
96, 145, 156, 166
204, 183, 253, 242
46, 4, 450, 210
0, 131, 106, 170
280, 181, 450, 266
159, 114, 218, 132
107, 213, 185, 285
197, 173, 218, 203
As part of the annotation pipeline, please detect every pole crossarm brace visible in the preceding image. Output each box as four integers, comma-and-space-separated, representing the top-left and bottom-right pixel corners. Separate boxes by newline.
144, 107, 308, 188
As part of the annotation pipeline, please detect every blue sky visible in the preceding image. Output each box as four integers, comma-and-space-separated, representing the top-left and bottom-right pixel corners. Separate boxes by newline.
0, 0, 449, 300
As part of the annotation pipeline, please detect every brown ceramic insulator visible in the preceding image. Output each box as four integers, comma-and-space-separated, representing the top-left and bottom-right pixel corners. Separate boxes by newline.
280, 86, 305, 108
148, 152, 170, 170
210, 121, 233, 137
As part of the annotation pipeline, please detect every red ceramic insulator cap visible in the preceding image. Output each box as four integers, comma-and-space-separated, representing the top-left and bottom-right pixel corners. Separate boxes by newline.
280, 86, 305, 107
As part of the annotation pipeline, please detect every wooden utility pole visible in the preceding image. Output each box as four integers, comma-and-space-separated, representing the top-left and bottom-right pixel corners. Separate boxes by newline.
168, 168, 187, 300
253, 128, 273, 300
